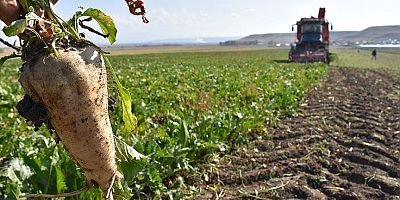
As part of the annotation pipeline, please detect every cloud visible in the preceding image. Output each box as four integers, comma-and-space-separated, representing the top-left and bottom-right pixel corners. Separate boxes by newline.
150, 7, 210, 26
231, 13, 240, 18
246, 8, 257, 12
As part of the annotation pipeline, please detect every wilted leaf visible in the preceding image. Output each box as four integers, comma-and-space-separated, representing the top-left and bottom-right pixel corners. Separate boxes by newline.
120, 87, 137, 133
125, 143, 143, 160
25, 12, 42, 21
115, 137, 144, 162
104, 57, 137, 133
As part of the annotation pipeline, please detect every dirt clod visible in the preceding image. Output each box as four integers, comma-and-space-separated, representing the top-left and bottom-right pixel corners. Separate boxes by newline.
17, 95, 53, 132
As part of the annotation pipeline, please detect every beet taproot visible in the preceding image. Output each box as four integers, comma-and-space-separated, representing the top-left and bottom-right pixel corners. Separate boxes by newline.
19, 45, 118, 199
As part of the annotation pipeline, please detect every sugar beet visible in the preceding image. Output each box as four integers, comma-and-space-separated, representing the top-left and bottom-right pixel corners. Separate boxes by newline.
19, 45, 118, 199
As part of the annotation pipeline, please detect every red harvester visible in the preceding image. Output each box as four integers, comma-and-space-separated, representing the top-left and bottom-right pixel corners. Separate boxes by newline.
289, 8, 332, 63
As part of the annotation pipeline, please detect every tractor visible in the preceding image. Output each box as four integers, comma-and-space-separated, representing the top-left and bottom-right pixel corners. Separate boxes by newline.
289, 8, 332, 63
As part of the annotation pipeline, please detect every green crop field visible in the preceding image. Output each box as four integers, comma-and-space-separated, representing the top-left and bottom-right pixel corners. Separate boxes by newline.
331, 48, 400, 78
0, 48, 327, 199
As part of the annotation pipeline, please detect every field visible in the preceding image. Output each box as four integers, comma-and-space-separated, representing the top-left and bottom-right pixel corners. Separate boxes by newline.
194, 48, 400, 199
0, 47, 399, 199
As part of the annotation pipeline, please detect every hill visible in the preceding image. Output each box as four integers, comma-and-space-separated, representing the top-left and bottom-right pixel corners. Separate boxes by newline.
336, 25, 400, 42
238, 25, 400, 45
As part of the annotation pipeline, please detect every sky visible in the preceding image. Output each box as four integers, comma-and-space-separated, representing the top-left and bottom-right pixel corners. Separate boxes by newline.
1, 0, 400, 44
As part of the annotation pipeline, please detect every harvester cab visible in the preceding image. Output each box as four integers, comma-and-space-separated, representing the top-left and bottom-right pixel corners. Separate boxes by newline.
289, 8, 332, 63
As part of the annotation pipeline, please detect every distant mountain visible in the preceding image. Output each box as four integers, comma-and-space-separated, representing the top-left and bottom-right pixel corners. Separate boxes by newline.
238, 25, 400, 45
238, 31, 363, 44
334, 25, 400, 42
239, 33, 295, 45
146, 36, 243, 44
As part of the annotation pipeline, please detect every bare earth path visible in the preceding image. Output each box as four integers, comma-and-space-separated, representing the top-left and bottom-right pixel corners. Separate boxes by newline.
194, 66, 400, 199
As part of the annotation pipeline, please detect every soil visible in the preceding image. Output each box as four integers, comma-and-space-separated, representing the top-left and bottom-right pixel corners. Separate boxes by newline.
16, 94, 116, 132
17, 95, 53, 132
193, 66, 400, 199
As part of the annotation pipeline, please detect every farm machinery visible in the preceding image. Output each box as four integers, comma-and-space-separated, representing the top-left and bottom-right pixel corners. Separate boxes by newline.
289, 8, 332, 63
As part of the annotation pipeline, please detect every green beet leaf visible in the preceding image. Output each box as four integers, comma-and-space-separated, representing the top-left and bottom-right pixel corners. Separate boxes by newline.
0, 54, 20, 67
82, 8, 117, 45
55, 166, 66, 193
2, 19, 27, 37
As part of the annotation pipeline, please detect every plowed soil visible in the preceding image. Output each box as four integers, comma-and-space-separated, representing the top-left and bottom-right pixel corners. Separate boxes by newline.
194, 66, 400, 199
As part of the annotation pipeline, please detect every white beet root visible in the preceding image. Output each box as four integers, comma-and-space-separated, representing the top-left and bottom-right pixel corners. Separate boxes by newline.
19, 46, 118, 199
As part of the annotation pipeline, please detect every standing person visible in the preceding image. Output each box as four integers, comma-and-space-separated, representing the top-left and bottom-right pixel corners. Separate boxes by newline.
371, 49, 377, 60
